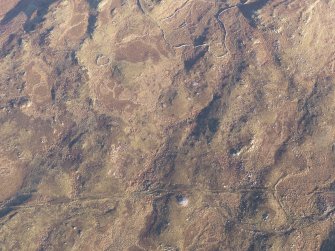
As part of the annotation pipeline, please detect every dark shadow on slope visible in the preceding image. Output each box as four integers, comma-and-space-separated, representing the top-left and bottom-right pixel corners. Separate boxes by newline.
238, 0, 270, 27
193, 28, 209, 46
184, 47, 208, 71
86, 0, 101, 38
0, 194, 32, 218
238, 191, 264, 221
320, 228, 335, 251
190, 94, 221, 143
1, 0, 57, 32
247, 234, 270, 251
140, 195, 171, 248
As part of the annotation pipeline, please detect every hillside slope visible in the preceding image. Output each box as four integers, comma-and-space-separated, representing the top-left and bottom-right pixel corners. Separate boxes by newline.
1, 0, 335, 250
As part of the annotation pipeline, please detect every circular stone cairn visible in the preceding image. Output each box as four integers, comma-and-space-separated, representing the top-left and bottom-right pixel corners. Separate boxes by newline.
96, 55, 110, 66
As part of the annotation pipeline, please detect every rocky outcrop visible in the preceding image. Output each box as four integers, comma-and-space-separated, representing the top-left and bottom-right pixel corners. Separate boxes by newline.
1, 0, 335, 250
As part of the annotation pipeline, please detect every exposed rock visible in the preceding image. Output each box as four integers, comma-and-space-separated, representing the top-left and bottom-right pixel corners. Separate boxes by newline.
1, 0, 335, 249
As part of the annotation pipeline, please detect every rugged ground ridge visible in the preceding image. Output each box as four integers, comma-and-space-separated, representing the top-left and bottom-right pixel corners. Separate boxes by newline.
0, 0, 335, 250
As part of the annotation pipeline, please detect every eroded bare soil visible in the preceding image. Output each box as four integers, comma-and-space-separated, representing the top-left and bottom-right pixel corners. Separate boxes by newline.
1, 0, 335, 250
